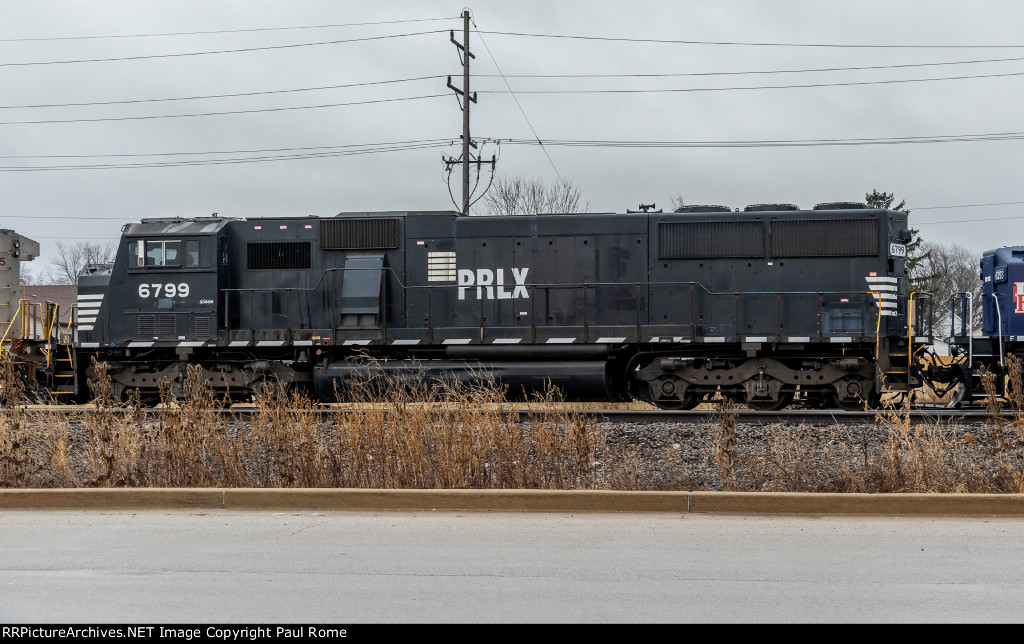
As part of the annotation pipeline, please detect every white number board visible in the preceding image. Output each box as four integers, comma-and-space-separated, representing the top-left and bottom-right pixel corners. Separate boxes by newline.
888, 243, 907, 258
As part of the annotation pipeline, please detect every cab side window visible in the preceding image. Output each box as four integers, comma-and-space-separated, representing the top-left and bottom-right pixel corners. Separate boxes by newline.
128, 241, 141, 267
145, 241, 163, 266
186, 240, 200, 267
139, 240, 183, 267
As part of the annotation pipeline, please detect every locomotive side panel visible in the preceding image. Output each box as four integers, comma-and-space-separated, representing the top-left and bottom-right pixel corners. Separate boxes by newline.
981, 247, 1024, 338
647, 210, 903, 344
634, 207, 913, 410
400, 213, 648, 347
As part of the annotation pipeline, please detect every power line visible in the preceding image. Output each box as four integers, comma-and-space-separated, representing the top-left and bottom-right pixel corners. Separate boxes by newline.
0, 138, 452, 159
0, 17, 460, 42
0, 76, 444, 110
0, 30, 447, 67
915, 200, 1024, 210
497, 131, 1024, 148
479, 30, 1024, 49
916, 214, 1024, 224
478, 69, 1024, 94
10, 56, 1024, 111
9, 128, 1024, 161
0, 94, 448, 125
22, 235, 120, 240
0, 140, 455, 171
5, 215, 128, 219
474, 55, 1024, 78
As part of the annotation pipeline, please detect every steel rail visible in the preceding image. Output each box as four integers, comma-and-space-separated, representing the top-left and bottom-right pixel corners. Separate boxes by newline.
8, 404, 1016, 426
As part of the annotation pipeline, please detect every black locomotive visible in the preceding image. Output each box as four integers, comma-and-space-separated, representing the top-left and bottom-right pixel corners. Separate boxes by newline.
13, 201, 928, 410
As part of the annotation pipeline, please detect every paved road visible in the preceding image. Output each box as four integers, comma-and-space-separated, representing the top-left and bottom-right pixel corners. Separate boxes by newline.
2, 509, 1023, 623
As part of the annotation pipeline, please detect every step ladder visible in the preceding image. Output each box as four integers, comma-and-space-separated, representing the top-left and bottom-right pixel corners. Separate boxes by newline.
881, 348, 913, 394
41, 300, 77, 397
875, 291, 930, 396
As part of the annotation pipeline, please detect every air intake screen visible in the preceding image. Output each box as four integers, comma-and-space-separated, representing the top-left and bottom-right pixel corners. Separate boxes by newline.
137, 314, 176, 337
195, 316, 211, 339
247, 242, 311, 270
659, 221, 764, 259
770, 219, 878, 257
158, 315, 176, 336
321, 218, 401, 250
138, 314, 156, 336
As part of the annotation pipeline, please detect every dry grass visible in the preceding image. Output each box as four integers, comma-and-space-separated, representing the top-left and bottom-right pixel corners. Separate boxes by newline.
0, 357, 644, 490
1, 354, 1023, 493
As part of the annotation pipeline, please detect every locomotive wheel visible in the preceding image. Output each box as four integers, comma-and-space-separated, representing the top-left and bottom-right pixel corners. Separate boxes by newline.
829, 376, 881, 411
653, 390, 699, 410
745, 389, 795, 411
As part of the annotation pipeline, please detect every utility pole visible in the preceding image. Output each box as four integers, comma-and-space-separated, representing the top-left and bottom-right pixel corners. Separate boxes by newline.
444, 10, 494, 215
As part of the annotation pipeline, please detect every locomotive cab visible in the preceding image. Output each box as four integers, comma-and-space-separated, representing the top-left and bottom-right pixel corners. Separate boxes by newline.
75, 217, 232, 401
119, 217, 226, 346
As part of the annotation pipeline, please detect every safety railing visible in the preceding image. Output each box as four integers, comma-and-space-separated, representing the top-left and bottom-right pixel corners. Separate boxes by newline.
950, 292, 974, 366
0, 298, 75, 350
216, 270, 905, 345
40, 301, 76, 373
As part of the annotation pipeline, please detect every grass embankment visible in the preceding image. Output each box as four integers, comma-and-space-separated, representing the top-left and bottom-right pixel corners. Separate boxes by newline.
1, 356, 1023, 493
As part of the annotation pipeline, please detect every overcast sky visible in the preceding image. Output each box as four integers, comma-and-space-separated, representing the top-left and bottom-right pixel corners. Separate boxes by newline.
5, 0, 1024, 275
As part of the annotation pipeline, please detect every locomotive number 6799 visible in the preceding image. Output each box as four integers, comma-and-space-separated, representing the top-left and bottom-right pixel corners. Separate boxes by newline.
137, 283, 191, 299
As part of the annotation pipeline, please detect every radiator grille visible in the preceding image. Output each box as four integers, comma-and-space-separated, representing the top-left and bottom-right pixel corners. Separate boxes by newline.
659, 221, 764, 259
247, 242, 311, 270
321, 218, 400, 250
770, 219, 879, 257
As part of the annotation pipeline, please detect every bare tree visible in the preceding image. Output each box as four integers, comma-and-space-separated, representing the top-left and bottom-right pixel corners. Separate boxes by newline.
47, 240, 115, 285
669, 193, 686, 212
20, 264, 38, 286
481, 176, 590, 216
915, 241, 982, 332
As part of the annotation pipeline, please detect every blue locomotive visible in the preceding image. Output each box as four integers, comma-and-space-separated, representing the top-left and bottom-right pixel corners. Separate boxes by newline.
920, 246, 1024, 405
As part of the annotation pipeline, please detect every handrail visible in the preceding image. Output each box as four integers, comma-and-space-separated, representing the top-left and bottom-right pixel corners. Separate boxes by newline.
966, 293, 974, 367
870, 291, 882, 364
222, 270, 893, 344
908, 291, 916, 354
0, 302, 22, 352
992, 292, 1004, 368
950, 292, 974, 366
219, 266, 893, 299
42, 301, 57, 369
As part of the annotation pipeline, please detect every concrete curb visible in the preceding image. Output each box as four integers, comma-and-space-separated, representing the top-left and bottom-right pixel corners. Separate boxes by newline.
2, 489, 1024, 515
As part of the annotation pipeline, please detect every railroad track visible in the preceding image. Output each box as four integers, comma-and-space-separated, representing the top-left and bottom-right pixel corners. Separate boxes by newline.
588, 408, 1014, 425
10, 404, 1016, 425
